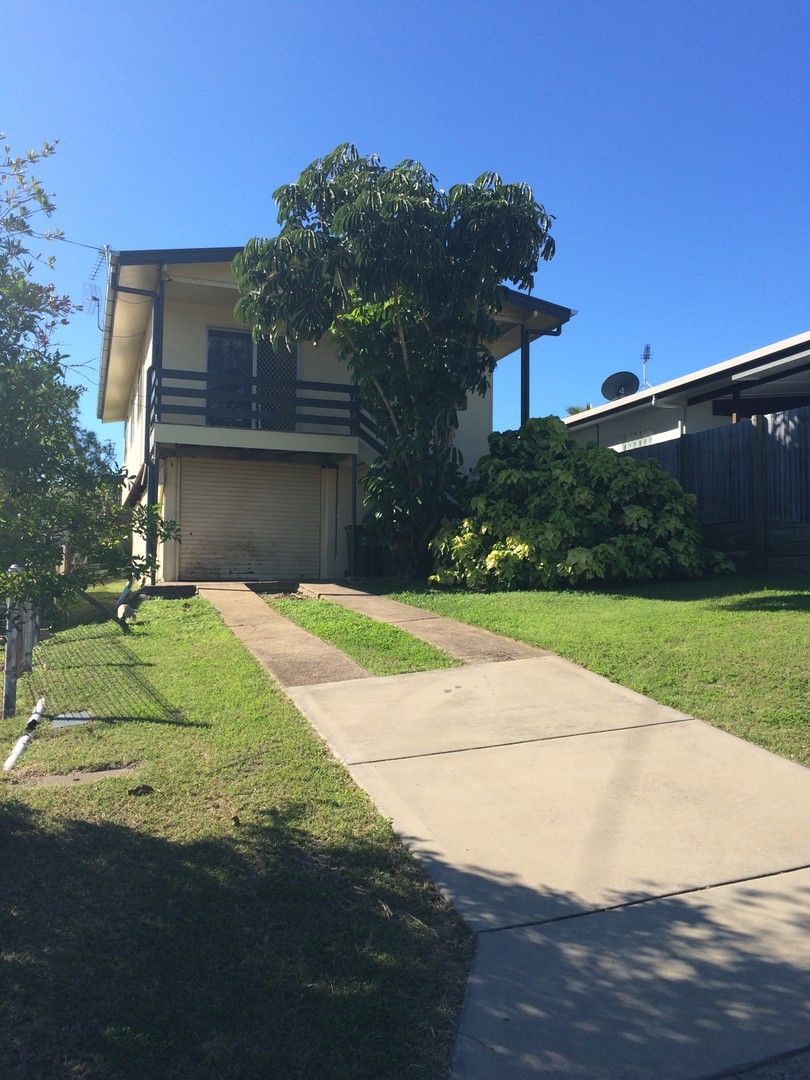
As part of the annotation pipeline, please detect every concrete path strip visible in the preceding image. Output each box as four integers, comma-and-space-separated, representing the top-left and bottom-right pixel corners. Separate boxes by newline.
299, 582, 546, 663
198, 583, 368, 687
348, 716, 810, 931
287, 655, 690, 763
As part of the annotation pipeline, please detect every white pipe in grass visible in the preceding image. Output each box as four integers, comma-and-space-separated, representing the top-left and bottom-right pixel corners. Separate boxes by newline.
3, 697, 46, 772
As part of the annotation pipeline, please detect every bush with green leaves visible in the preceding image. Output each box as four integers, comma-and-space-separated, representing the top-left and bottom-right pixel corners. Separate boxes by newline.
431, 417, 721, 589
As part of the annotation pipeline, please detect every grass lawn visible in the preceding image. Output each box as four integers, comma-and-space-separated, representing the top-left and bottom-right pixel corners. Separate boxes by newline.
268, 596, 459, 676
0, 590, 470, 1079
389, 574, 810, 766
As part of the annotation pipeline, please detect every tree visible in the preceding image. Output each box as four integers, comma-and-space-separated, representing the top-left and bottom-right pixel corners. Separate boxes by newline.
0, 138, 176, 613
234, 144, 555, 572
566, 403, 592, 415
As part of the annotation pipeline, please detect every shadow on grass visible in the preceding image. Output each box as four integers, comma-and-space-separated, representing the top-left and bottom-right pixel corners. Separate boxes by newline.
380, 572, 810, 607
3, 794, 807, 1079
717, 592, 810, 613
0, 799, 469, 1080
20, 626, 206, 729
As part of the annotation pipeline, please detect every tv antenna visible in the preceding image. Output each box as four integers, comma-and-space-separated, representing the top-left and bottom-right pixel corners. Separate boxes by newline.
601, 370, 640, 401
641, 344, 651, 389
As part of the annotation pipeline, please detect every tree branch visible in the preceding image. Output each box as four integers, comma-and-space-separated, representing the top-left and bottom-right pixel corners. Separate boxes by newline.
371, 375, 401, 437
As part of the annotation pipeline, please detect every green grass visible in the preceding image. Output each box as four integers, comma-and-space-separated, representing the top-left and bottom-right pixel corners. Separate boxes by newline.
268, 596, 460, 676
0, 591, 471, 1079
389, 574, 810, 766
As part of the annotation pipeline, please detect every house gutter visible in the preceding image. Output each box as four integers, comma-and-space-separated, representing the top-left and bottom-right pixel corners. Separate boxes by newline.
96, 250, 120, 420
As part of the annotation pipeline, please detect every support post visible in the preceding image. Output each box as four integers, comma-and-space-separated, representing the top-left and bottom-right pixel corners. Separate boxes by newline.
350, 454, 358, 577
3, 565, 23, 718
144, 365, 154, 465
677, 406, 689, 487
143, 271, 165, 588
751, 415, 767, 570
520, 325, 530, 427
350, 385, 360, 437
20, 602, 35, 675
145, 449, 160, 587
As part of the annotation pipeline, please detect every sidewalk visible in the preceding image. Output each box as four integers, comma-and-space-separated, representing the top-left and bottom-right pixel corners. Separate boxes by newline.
207, 582, 810, 1079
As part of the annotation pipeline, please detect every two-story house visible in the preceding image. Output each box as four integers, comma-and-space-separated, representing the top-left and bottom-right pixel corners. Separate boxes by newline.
98, 246, 574, 582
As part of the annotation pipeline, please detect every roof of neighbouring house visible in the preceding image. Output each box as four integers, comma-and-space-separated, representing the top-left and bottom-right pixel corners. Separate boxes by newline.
563, 330, 810, 430
97, 245, 576, 421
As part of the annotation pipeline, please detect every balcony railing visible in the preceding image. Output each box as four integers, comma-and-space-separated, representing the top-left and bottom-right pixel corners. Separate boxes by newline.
147, 367, 383, 453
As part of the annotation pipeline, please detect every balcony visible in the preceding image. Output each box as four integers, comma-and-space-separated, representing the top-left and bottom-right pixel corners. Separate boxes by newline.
147, 367, 383, 456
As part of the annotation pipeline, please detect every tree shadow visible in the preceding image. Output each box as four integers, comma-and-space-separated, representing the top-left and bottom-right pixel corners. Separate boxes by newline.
419, 852, 810, 1079
381, 574, 810, 608
0, 799, 469, 1080
2, 796, 808, 1080
716, 593, 810, 614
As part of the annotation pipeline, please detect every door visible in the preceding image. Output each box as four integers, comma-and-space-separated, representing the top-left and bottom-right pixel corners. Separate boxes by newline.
178, 458, 322, 580
207, 328, 253, 428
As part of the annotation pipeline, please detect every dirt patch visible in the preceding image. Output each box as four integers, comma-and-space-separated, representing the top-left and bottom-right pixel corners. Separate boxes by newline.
7, 764, 138, 787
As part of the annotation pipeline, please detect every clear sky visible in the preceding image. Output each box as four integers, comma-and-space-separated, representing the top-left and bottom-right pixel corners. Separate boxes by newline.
5, 0, 809, 459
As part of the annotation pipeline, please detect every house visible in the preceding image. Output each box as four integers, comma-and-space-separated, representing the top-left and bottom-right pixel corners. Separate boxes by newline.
98, 246, 574, 582
563, 331, 810, 451
563, 332, 810, 566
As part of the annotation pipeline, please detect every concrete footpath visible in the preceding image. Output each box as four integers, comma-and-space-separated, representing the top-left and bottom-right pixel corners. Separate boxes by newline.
206, 583, 810, 1078
197, 582, 368, 686
299, 581, 547, 664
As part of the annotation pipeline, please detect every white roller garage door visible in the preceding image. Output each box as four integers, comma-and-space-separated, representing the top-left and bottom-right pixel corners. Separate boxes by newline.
178, 458, 322, 580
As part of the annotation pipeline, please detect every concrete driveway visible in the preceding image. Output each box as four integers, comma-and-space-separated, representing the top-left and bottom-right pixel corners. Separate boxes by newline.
289, 656, 810, 1079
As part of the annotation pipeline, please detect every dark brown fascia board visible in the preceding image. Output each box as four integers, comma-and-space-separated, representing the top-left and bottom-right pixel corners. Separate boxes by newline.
116, 246, 243, 267
499, 285, 575, 326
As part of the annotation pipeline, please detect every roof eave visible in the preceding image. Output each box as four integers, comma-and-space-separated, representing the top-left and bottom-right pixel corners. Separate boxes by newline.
564, 330, 810, 429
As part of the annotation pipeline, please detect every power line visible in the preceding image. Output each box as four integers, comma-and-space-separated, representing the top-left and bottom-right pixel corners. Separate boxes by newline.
30, 229, 107, 253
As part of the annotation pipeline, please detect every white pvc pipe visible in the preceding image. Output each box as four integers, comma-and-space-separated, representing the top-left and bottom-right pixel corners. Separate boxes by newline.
3, 696, 46, 772
3, 734, 32, 772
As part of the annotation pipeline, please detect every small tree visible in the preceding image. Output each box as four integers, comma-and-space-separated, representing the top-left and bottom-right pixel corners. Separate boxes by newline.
234, 144, 555, 572
0, 138, 176, 613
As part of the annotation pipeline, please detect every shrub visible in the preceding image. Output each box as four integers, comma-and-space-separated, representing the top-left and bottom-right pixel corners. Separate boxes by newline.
430, 417, 723, 590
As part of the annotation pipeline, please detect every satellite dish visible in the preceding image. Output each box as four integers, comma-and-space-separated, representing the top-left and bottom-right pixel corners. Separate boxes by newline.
601, 370, 640, 401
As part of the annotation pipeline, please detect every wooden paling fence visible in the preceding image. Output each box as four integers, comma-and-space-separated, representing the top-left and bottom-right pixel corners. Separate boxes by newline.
624, 404, 810, 565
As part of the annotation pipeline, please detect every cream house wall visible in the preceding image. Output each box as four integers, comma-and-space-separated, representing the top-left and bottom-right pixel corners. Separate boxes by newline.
318, 458, 358, 580
454, 383, 493, 471
159, 297, 494, 463
157, 457, 180, 582
123, 330, 152, 481
566, 400, 732, 451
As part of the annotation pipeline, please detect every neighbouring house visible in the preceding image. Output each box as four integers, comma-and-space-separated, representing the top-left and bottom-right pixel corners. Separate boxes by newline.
98, 246, 574, 582
563, 332, 810, 566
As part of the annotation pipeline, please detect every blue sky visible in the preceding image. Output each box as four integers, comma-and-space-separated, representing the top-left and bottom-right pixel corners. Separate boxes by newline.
5, 0, 809, 459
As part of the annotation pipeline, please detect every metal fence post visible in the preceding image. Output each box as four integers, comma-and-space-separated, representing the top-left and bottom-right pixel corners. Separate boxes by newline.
3, 564, 23, 718
21, 601, 35, 675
